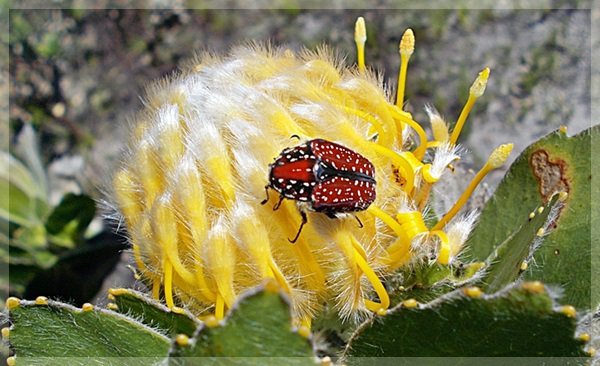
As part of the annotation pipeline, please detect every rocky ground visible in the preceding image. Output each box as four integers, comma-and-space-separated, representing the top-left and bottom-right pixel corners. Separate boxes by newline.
6, 6, 594, 298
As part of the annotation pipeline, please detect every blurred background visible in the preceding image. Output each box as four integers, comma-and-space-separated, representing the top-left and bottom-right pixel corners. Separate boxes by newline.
3, 6, 592, 316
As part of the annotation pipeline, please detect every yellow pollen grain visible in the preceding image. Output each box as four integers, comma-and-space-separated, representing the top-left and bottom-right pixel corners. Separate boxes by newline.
537, 206, 544, 214
107, 294, 115, 301
6, 356, 15, 366
204, 315, 219, 328
521, 281, 545, 294
578, 333, 590, 342
35, 296, 48, 305
402, 299, 418, 309
463, 287, 483, 298
520, 261, 529, 271
82, 303, 94, 312
536, 228, 545, 237
587, 347, 596, 357
529, 212, 535, 220
6, 297, 20, 310
298, 325, 311, 339
176, 334, 190, 346
559, 125, 568, 134
1, 327, 10, 339
559, 305, 576, 318
107, 303, 119, 311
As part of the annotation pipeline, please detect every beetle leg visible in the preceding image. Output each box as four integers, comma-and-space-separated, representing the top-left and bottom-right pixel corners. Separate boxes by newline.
325, 212, 337, 219
289, 210, 308, 243
355, 215, 364, 228
260, 185, 270, 205
273, 194, 285, 211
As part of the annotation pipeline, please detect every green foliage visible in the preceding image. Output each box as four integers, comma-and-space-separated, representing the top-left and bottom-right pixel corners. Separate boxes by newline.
467, 126, 596, 309
479, 193, 560, 293
7, 298, 170, 361
6, 287, 317, 364
1, 124, 123, 304
111, 288, 200, 337
171, 288, 315, 362
343, 284, 588, 359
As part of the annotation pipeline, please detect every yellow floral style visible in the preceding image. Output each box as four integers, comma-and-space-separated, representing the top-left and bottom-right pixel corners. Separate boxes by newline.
112, 17, 511, 327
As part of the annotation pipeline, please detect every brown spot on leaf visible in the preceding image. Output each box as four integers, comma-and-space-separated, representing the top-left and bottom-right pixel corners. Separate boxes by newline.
529, 149, 570, 203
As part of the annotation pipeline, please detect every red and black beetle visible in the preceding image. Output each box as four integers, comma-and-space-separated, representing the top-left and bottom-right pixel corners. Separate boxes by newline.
262, 138, 376, 242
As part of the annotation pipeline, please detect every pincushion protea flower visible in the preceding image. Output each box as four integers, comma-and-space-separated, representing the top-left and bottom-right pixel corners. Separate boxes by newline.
111, 16, 512, 330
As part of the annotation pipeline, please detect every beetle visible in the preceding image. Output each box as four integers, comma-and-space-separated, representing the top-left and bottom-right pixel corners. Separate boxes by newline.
262, 138, 376, 242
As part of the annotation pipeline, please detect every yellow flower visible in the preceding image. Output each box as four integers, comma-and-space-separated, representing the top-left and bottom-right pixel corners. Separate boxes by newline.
112, 17, 511, 326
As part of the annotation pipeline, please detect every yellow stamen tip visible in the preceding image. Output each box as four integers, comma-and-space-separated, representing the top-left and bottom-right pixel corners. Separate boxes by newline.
1, 327, 10, 339
107, 303, 119, 311
469, 67, 490, 97
402, 299, 418, 309
400, 28, 415, 56
520, 261, 529, 271
487, 143, 513, 169
559, 305, 576, 318
463, 286, 483, 298
82, 303, 94, 312
587, 347, 596, 357
172, 306, 185, 314
297, 325, 311, 339
204, 315, 220, 328
107, 294, 115, 301
558, 191, 568, 201
559, 125, 568, 134
6, 297, 20, 310
354, 17, 367, 43
537, 206, 544, 214
521, 281, 545, 294
176, 333, 190, 346
578, 333, 590, 342
529, 212, 535, 220
536, 228, 545, 237
35, 296, 48, 305
6, 356, 15, 366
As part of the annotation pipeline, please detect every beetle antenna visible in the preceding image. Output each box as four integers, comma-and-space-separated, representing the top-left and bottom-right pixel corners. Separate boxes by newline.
260, 185, 270, 205
289, 210, 308, 243
290, 134, 301, 140
355, 215, 364, 228
273, 195, 285, 210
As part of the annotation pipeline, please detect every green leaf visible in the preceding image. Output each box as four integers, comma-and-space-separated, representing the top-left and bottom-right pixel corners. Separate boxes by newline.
8, 298, 170, 361
170, 287, 316, 363
467, 126, 596, 309
479, 193, 561, 293
13, 124, 47, 201
344, 284, 588, 359
45, 193, 95, 246
110, 287, 200, 337
0, 152, 41, 201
